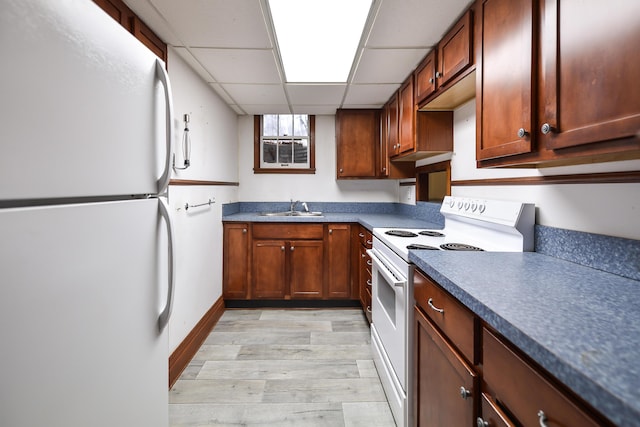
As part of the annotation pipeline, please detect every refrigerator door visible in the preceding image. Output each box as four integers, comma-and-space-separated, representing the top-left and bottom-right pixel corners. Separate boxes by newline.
0, 0, 172, 201
0, 199, 169, 427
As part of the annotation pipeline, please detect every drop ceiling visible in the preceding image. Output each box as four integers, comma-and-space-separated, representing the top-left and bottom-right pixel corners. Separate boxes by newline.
123, 0, 473, 115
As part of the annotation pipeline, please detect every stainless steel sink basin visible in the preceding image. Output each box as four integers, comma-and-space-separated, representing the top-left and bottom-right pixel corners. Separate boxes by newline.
260, 211, 323, 217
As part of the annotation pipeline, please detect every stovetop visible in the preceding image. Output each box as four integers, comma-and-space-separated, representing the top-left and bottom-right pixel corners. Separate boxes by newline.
373, 196, 536, 262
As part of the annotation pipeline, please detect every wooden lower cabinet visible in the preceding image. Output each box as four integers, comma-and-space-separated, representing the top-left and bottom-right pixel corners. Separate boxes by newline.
223, 222, 355, 301
252, 240, 287, 299
414, 306, 478, 426
222, 223, 249, 299
290, 240, 324, 299
413, 268, 614, 427
356, 226, 372, 322
326, 224, 351, 298
482, 327, 608, 427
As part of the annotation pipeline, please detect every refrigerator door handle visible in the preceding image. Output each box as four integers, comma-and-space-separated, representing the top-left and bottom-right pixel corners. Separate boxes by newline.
157, 197, 175, 332
155, 59, 174, 195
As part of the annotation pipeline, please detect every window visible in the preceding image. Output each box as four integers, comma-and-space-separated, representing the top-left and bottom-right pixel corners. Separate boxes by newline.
254, 114, 316, 174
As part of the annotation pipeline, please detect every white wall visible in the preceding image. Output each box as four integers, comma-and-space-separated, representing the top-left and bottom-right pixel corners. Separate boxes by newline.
441, 99, 640, 240
166, 48, 239, 353
237, 115, 399, 202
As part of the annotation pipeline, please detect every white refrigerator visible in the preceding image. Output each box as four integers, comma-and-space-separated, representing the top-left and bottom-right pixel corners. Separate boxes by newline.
0, 0, 174, 426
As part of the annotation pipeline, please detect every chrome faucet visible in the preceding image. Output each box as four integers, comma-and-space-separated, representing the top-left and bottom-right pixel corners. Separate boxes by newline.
290, 199, 300, 212
301, 202, 309, 212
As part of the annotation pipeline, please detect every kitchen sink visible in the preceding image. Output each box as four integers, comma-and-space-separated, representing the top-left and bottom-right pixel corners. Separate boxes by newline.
260, 211, 323, 217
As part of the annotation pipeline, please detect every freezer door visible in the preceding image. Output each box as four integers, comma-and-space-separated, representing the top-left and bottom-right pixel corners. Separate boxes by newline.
0, 199, 169, 427
0, 0, 172, 200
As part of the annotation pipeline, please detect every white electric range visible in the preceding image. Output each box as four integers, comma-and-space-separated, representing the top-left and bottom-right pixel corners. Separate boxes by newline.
368, 196, 535, 427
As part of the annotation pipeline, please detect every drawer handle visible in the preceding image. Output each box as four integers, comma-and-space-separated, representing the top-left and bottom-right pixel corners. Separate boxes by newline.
366, 280, 372, 286
476, 417, 489, 427
366, 306, 372, 313
427, 298, 444, 314
366, 240, 372, 245
359, 233, 365, 238
361, 253, 366, 258
459, 386, 471, 400
538, 410, 548, 427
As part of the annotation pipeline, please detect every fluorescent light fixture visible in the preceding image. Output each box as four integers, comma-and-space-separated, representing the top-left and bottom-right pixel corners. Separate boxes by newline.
268, 0, 372, 83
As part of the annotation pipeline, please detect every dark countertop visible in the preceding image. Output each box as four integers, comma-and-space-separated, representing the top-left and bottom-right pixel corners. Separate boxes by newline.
222, 212, 442, 231
409, 250, 640, 427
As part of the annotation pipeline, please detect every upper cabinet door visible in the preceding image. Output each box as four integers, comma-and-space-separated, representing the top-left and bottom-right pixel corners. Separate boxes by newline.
437, 9, 473, 88
539, 0, 640, 150
476, 0, 535, 161
398, 76, 416, 155
415, 51, 437, 104
335, 109, 379, 178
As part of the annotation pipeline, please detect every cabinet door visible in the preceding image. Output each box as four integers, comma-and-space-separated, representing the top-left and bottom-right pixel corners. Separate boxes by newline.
478, 393, 516, 427
415, 51, 437, 104
253, 240, 286, 299
398, 76, 416, 155
388, 95, 400, 157
437, 9, 473, 88
336, 109, 378, 178
539, 0, 640, 150
289, 240, 324, 299
326, 224, 351, 298
476, 0, 535, 160
223, 223, 249, 299
414, 307, 477, 427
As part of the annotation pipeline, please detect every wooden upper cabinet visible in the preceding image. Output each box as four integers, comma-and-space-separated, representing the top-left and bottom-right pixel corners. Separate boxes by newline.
336, 109, 379, 178
476, 0, 535, 161
93, 0, 167, 63
477, 0, 640, 167
415, 51, 437, 103
387, 95, 400, 157
437, 9, 473, 89
415, 8, 475, 110
538, 0, 640, 151
398, 76, 416, 155
132, 16, 167, 63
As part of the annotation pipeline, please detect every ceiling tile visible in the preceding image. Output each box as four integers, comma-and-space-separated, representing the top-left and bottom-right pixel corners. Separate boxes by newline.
365, 0, 473, 48
286, 84, 347, 105
353, 48, 428, 84
171, 47, 214, 82
241, 104, 291, 115
147, 0, 271, 48
343, 84, 401, 105
208, 83, 236, 105
221, 84, 287, 105
290, 105, 339, 115
190, 48, 281, 84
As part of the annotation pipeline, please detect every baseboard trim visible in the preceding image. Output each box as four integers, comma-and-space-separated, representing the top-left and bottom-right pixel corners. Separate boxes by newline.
168, 297, 225, 389
224, 299, 362, 309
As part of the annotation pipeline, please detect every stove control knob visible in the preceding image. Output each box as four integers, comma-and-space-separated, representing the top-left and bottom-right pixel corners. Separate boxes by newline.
478, 203, 486, 214
457, 200, 463, 209
471, 202, 477, 212
464, 201, 470, 210
449, 198, 455, 208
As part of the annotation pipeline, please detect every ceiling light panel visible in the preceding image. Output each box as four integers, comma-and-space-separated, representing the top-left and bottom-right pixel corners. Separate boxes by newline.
268, 0, 372, 83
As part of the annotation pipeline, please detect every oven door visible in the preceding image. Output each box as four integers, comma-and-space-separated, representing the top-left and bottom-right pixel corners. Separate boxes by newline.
368, 247, 408, 390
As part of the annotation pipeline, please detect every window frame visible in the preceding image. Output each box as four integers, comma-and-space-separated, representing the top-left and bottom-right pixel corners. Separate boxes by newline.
253, 115, 316, 174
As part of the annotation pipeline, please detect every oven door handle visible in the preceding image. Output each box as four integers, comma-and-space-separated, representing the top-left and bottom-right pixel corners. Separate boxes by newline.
367, 249, 406, 287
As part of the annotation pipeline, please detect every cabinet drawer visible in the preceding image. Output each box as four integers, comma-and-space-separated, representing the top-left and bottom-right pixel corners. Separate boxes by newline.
483, 327, 605, 427
358, 226, 372, 248
252, 224, 323, 240
478, 393, 515, 427
414, 269, 475, 363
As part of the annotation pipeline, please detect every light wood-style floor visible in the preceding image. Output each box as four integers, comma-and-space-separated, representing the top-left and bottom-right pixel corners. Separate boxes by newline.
169, 308, 396, 426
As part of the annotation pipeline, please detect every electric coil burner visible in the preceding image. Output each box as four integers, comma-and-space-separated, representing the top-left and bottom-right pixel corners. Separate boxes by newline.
385, 230, 419, 238
440, 242, 484, 251
406, 244, 439, 250
368, 196, 535, 427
